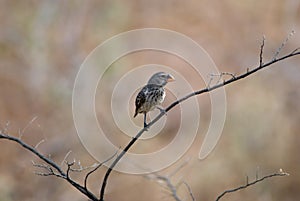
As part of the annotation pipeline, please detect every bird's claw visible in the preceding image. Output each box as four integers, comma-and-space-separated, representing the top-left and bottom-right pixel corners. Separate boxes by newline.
157, 107, 167, 116
143, 123, 149, 131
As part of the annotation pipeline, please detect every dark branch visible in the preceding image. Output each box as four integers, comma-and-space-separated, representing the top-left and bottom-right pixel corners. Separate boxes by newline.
0, 133, 99, 201
99, 43, 300, 200
0, 134, 65, 176
84, 151, 117, 190
259, 35, 265, 67
215, 169, 289, 201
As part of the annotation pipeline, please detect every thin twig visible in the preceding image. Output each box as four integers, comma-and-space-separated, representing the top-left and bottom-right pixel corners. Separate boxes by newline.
66, 160, 75, 178
34, 139, 45, 149
291, 47, 300, 54
19, 116, 38, 139
208, 72, 236, 87
215, 170, 289, 201
259, 35, 265, 67
273, 30, 295, 61
84, 151, 118, 190
61, 150, 72, 167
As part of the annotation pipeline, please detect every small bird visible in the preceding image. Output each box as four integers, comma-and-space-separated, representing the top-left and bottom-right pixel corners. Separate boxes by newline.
134, 72, 175, 128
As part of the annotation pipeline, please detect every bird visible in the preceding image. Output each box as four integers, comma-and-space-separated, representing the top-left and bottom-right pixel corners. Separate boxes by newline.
134, 72, 175, 129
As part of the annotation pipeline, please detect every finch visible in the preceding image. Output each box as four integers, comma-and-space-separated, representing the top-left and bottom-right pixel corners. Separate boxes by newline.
134, 72, 175, 128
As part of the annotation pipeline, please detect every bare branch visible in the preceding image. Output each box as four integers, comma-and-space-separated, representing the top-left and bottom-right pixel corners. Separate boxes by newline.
215, 169, 289, 201
0, 133, 99, 201
99, 37, 300, 201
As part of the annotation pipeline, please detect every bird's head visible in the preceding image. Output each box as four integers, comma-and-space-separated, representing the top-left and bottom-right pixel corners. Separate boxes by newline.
147, 72, 175, 86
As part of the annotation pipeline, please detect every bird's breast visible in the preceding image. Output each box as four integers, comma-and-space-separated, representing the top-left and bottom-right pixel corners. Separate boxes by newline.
135, 85, 166, 114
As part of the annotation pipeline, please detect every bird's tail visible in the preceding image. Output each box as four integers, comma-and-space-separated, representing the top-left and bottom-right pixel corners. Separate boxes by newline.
133, 111, 138, 118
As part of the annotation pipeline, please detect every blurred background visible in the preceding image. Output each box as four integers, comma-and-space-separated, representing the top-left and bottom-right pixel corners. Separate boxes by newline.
0, 0, 300, 201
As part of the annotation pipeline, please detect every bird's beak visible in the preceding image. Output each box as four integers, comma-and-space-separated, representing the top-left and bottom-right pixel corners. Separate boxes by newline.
167, 74, 175, 82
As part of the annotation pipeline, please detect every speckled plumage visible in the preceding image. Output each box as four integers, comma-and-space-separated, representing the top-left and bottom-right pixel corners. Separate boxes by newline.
134, 84, 165, 117
134, 72, 174, 128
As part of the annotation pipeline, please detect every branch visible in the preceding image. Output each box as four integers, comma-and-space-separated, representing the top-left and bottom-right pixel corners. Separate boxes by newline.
215, 169, 289, 201
0, 133, 99, 201
259, 35, 265, 67
273, 30, 295, 61
99, 41, 300, 200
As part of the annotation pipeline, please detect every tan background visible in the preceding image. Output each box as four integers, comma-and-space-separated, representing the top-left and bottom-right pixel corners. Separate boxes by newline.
0, 1, 300, 201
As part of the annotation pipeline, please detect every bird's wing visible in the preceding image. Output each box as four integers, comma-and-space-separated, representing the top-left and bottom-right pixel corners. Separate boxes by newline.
134, 86, 147, 117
